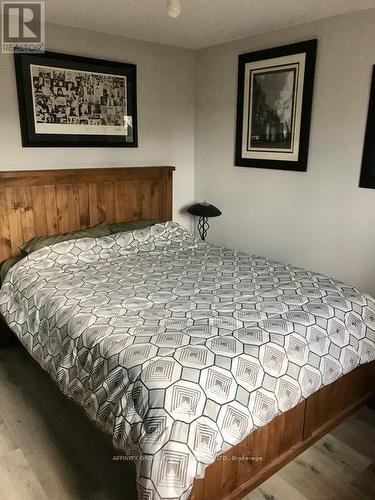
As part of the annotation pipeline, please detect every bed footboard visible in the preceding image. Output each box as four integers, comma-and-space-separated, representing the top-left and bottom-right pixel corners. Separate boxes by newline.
190, 360, 375, 500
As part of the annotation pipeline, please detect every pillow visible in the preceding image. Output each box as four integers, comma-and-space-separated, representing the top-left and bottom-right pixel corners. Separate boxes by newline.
109, 220, 158, 234
0, 256, 23, 286
19, 222, 111, 256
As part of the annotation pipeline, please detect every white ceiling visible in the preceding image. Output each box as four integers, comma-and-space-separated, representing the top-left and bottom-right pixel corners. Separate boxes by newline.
45, 0, 375, 49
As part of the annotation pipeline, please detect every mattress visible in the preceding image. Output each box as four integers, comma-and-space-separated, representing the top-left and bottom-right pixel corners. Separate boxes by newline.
0, 221, 374, 499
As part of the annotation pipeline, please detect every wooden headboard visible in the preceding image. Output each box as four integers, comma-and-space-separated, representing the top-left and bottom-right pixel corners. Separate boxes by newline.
0, 166, 174, 262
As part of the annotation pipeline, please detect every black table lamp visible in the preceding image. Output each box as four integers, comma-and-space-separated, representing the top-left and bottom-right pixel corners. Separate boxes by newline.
187, 201, 222, 240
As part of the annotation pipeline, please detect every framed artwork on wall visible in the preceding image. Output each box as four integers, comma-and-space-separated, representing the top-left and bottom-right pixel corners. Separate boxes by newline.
14, 51, 137, 147
235, 39, 317, 171
359, 65, 375, 189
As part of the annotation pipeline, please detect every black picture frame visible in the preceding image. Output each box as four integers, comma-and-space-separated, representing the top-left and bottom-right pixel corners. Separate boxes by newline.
359, 66, 375, 189
235, 39, 317, 171
14, 51, 138, 147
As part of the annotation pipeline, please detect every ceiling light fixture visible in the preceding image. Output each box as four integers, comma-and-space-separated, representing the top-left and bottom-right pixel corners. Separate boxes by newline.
166, 0, 181, 18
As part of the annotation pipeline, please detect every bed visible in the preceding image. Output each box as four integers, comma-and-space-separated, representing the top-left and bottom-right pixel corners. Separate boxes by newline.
0, 166, 374, 500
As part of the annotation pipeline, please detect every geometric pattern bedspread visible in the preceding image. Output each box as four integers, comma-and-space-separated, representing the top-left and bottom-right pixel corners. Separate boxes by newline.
0, 221, 374, 499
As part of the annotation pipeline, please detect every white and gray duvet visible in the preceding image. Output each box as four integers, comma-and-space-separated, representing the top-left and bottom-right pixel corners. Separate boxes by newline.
0, 221, 374, 499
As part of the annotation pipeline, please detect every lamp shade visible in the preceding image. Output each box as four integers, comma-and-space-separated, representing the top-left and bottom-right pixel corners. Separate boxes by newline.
187, 202, 222, 218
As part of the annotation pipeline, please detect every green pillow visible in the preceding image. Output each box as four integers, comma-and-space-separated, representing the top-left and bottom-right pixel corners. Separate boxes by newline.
109, 220, 158, 234
0, 256, 23, 286
19, 222, 111, 256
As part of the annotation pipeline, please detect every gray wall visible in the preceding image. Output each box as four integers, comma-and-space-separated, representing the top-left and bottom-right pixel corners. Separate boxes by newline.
0, 21, 195, 227
1, 10, 374, 294
195, 10, 375, 295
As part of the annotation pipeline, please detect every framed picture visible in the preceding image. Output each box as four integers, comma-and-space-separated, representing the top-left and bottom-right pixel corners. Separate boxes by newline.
359, 66, 375, 189
235, 39, 317, 171
14, 51, 137, 147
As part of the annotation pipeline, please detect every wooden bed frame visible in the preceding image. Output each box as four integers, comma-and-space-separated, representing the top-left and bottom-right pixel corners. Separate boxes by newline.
0, 166, 374, 500
0, 166, 174, 262
190, 361, 375, 500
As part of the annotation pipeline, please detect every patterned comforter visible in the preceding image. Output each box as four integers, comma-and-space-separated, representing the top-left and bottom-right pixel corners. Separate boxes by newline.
1, 222, 375, 499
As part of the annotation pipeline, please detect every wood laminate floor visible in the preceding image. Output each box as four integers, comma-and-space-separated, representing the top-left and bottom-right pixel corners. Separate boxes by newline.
0, 346, 374, 500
